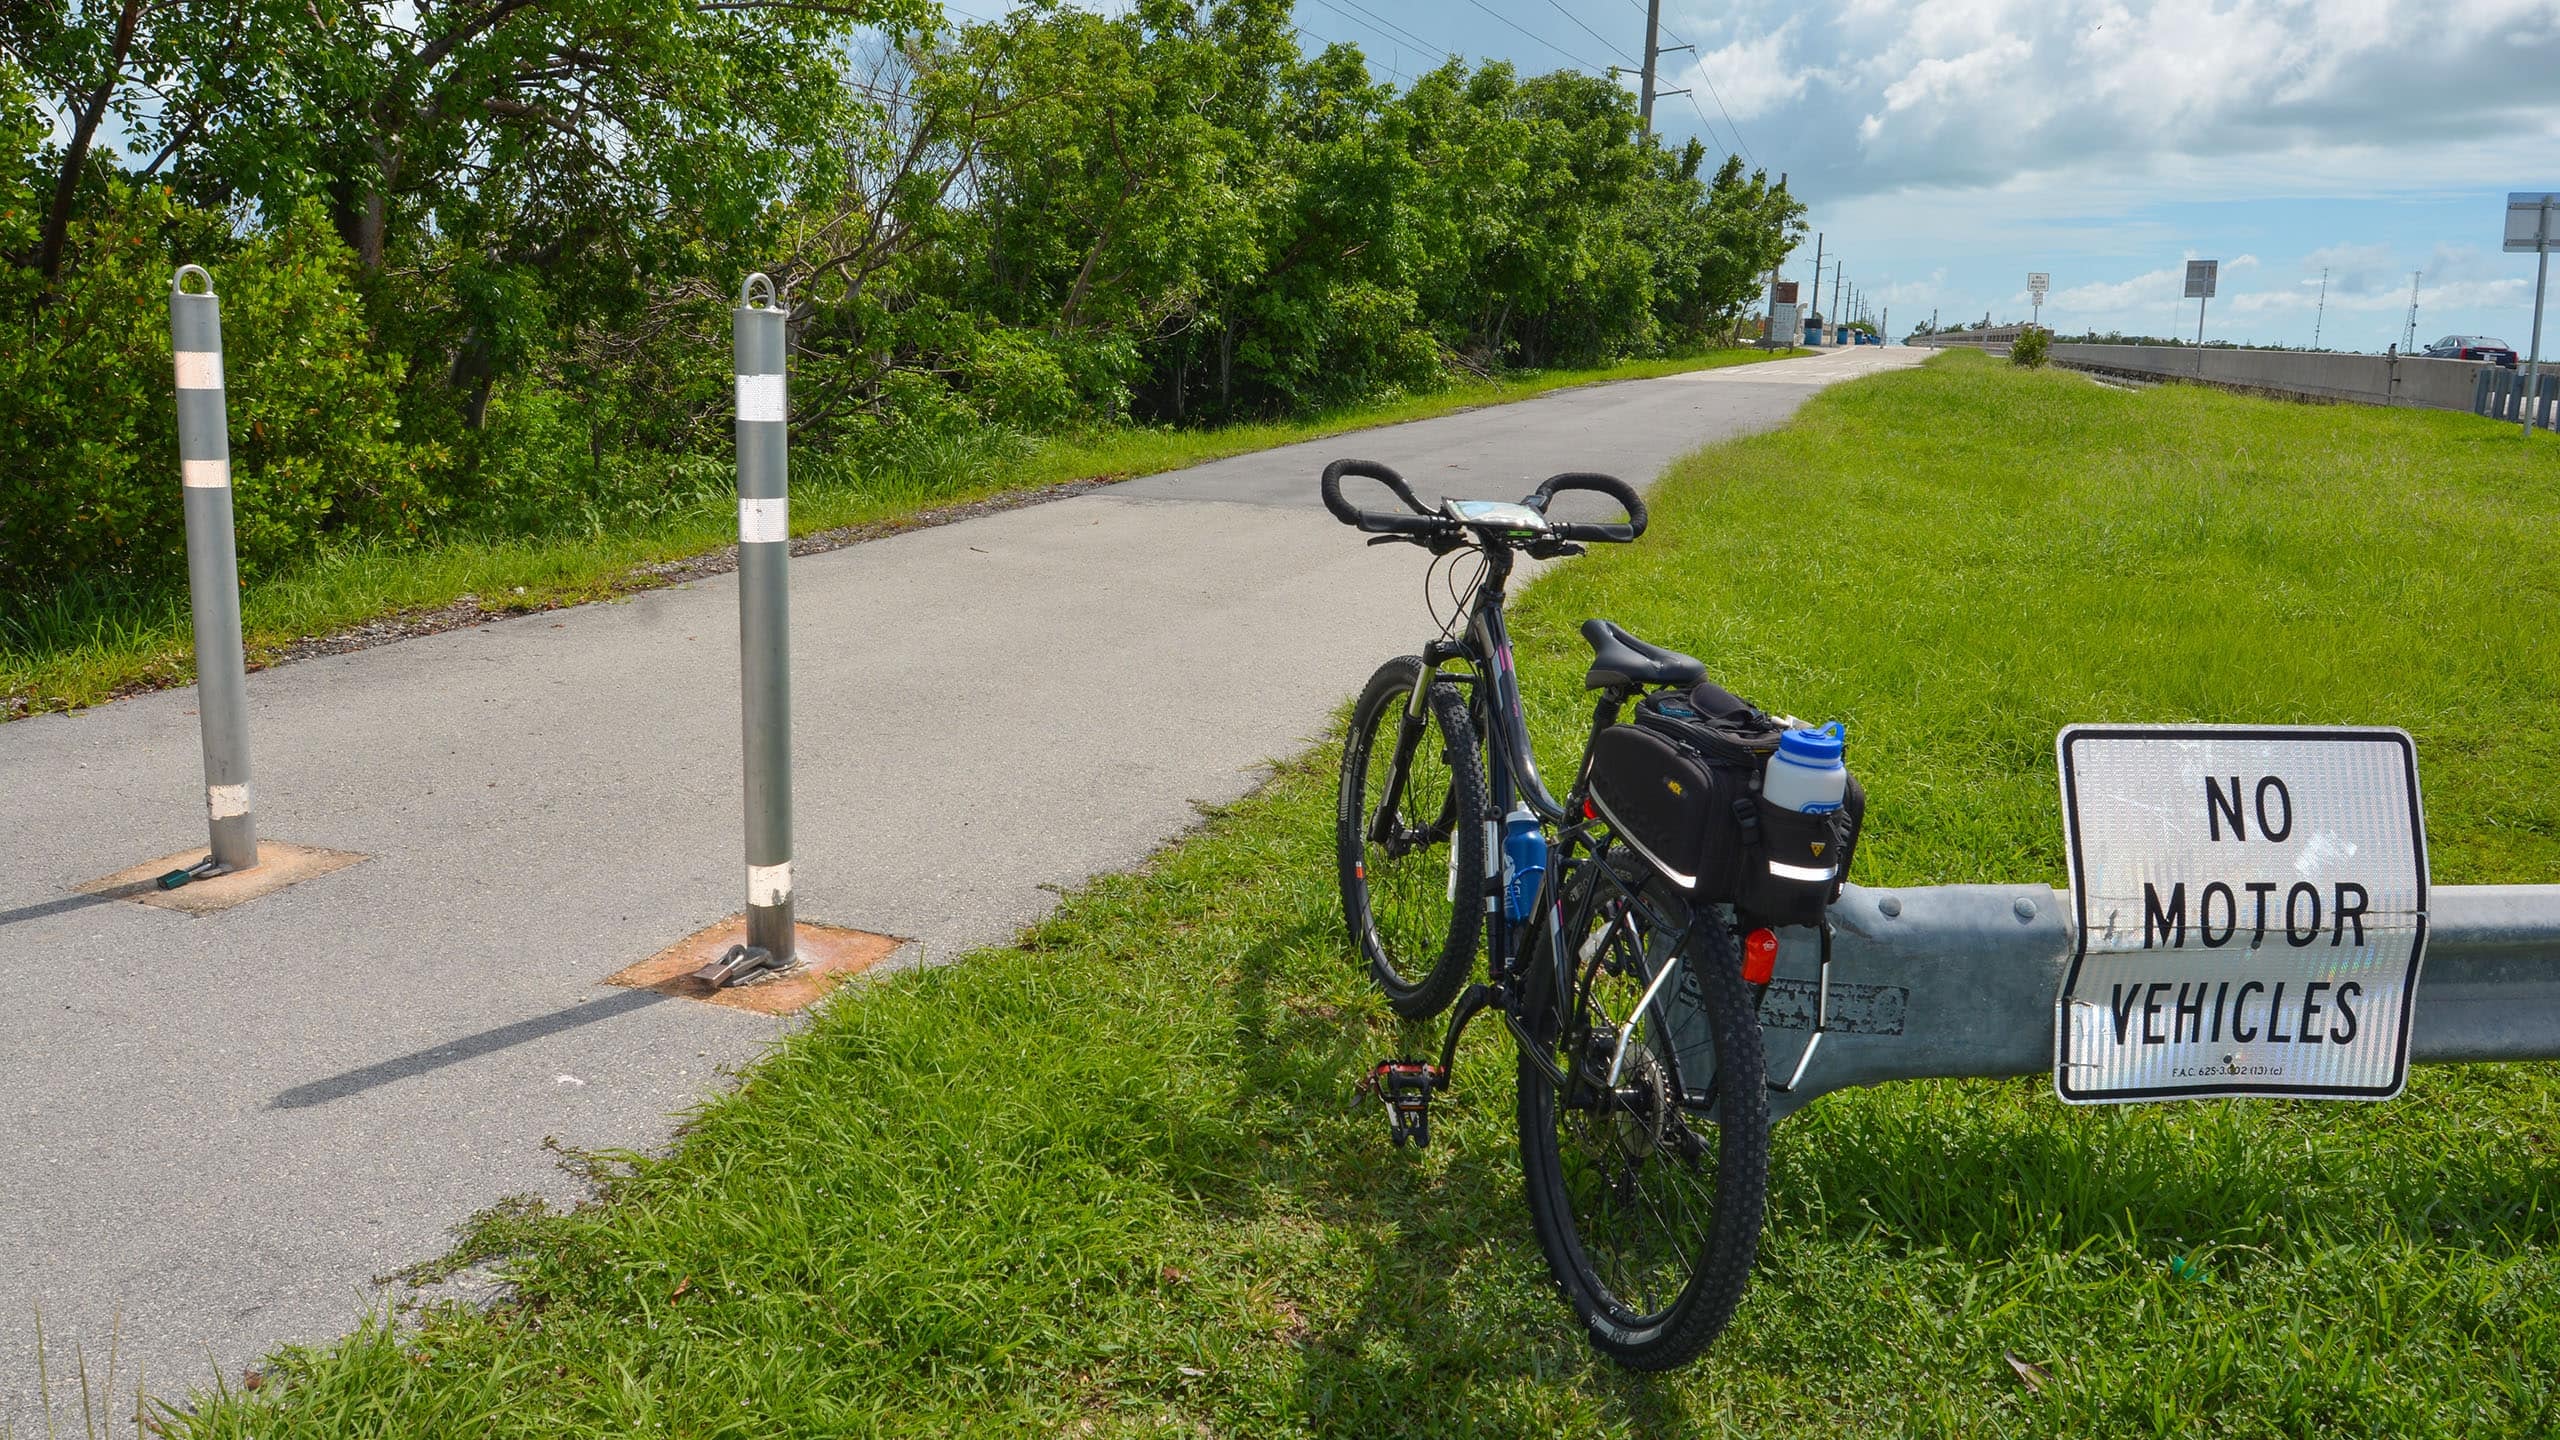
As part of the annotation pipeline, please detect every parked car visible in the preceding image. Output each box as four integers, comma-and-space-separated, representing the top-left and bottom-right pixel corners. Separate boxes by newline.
2424, 334, 2519, 367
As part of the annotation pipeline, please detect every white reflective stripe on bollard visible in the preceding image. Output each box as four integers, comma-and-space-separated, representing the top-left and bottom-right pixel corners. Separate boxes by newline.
207, 782, 252, 819
174, 351, 225, 389
182, 459, 231, 488
735, 373, 786, 423
747, 861, 792, 907
738, 497, 788, 544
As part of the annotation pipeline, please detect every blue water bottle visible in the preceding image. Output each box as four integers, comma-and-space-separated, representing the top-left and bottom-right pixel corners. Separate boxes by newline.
1502, 803, 1547, 921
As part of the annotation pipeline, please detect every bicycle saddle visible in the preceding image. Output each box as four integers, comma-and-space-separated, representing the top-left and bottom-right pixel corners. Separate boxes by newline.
1579, 619, 1708, 692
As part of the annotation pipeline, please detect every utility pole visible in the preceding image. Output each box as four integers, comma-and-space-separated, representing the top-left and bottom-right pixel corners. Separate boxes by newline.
1829, 264, 1843, 336
1809, 231, 1824, 328
1760, 173, 1787, 349
1637, 0, 1691, 132
2313, 267, 2328, 350
2522, 195, 2552, 439
2402, 270, 2422, 353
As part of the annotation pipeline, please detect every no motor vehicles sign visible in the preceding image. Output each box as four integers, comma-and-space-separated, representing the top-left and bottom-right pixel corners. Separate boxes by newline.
2054, 726, 2429, 1103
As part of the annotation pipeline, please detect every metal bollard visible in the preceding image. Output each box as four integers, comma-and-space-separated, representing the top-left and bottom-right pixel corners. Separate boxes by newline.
697, 273, 795, 986
169, 265, 258, 877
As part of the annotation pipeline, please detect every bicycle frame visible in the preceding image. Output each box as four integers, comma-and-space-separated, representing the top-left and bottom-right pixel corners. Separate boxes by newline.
1368, 540, 1666, 1090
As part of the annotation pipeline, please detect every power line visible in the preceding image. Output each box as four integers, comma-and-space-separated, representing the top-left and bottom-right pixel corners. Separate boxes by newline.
1687, 59, 1751, 163
1458, 0, 1609, 75
1289, 20, 1411, 84
1541, 0, 1638, 67
1680, 92, 1733, 161
1315, 0, 1448, 60
1296, 0, 1433, 74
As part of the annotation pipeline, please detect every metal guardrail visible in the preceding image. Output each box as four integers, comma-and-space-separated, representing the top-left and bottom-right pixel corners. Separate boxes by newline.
1760, 883, 2560, 1120
2474, 365, 2560, 431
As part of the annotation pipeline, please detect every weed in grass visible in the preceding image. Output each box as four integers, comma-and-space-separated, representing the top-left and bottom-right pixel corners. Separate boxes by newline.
6, 1310, 152, 1440
171, 351, 2560, 1437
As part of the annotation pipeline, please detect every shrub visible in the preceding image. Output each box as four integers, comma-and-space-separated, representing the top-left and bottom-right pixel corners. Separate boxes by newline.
0, 187, 427, 605
2010, 326, 2051, 368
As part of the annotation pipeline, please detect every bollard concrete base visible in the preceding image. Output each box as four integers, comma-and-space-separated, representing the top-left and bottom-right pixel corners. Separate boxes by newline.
78, 842, 367, 916
609, 915, 903, 1016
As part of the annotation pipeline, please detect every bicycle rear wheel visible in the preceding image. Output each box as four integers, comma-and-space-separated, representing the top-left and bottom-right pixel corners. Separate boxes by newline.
1336, 656, 1486, 1019
1517, 850, 1769, 1369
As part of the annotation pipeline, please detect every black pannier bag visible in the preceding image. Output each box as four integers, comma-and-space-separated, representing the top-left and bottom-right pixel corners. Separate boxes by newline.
1585, 684, 1865, 928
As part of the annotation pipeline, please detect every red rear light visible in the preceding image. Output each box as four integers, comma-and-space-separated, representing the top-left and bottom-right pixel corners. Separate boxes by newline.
1742, 928, 1778, 984
1583, 798, 1597, 820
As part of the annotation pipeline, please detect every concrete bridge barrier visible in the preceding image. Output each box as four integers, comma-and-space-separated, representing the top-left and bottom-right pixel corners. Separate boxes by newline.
1909, 331, 2507, 418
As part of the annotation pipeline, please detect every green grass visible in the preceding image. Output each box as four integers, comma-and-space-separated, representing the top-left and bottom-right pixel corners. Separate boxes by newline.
161, 350, 2560, 1438
0, 348, 1796, 718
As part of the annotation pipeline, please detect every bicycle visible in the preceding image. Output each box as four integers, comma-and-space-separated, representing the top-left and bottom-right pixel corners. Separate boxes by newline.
1323, 457, 1773, 1370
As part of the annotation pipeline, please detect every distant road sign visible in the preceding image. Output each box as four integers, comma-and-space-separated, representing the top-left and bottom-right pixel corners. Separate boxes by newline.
2183, 261, 2218, 299
2509, 193, 2558, 253
2027, 271, 2050, 296
2055, 726, 2428, 1104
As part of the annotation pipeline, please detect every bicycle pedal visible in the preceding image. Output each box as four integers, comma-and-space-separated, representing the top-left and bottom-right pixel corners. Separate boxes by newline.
1364, 1059, 1442, 1148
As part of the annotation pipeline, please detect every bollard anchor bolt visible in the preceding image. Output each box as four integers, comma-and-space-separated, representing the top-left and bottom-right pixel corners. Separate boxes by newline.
692, 942, 790, 989
156, 857, 234, 891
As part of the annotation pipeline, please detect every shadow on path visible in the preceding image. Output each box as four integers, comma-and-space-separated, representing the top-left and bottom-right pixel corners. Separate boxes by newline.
0, 882, 153, 929
270, 988, 671, 1109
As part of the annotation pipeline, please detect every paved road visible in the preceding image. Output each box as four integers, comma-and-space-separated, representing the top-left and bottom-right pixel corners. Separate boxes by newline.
0, 344, 1923, 1426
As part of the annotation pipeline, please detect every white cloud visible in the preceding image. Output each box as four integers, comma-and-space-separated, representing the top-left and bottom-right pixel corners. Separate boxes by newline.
1669, 0, 2560, 197
1653, 0, 2560, 347
2047, 265, 2187, 311
1684, 22, 1806, 121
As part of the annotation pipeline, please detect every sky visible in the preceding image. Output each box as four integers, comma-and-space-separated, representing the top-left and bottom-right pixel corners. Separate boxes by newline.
41, 0, 2560, 351
1263, 0, 2560, 352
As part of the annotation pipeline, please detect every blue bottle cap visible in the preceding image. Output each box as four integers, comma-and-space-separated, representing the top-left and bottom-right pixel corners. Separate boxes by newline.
1777, 722, 1845, 766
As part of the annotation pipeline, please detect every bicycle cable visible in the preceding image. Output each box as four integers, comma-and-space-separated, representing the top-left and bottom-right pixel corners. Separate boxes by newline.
1424, 542, 1488, 644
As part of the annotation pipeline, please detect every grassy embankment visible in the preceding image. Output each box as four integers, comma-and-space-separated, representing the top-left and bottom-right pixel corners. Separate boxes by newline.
168, 350, 2560, 1438
0, 347, 1796, 718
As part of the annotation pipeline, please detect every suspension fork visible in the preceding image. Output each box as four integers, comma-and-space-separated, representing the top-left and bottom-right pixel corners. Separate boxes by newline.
1367, 640, 1474, 846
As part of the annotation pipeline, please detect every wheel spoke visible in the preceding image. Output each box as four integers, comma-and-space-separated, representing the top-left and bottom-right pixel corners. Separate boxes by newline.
1338, 662, 1483, 1020
1523, 854, 1767, 1360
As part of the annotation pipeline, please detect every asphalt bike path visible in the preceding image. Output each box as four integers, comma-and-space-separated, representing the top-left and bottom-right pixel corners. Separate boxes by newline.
0, 344, 1923, 1424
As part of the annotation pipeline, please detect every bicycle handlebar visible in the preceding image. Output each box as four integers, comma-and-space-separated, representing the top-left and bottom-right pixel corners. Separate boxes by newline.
1526, 472, 1647, 543
1320, 458, 1440, 535
1319, 458, 1648, 548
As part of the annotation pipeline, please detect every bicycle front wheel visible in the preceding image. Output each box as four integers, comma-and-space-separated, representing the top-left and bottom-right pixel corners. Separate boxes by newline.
1336, 656, 1487, 1019
1517, 855, 1769, 1369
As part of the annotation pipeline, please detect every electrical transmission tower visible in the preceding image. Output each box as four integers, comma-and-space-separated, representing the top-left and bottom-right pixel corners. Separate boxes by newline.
2402, 271, 2422, 352
2313, 267, 2328, 350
